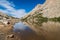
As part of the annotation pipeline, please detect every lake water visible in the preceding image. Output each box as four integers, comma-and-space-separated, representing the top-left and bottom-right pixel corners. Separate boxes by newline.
13, 22, 29, 31
13, 21, 60, 40
13, 22, 43, 40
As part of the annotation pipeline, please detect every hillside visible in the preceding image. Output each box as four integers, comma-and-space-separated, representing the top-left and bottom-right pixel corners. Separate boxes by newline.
21, 0, 60, 36
0, 12, 20, 29
23, 0, 60, 18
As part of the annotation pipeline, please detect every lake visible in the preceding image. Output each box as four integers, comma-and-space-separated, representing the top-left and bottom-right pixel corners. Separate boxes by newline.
13, 22, 43, 40
6, 21, 60, 40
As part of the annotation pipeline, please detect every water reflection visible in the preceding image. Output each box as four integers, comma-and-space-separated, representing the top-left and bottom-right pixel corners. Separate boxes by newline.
13, 22, 28, 31
13, 22, 45, 40
13, 22, 35, 33
13, 21, 60, 40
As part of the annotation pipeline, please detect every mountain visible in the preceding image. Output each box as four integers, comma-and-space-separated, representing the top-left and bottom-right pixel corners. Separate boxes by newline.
20, 0, 60, 40
21, 0, 60, 34
42, 0, 60, 18
0, 12, 19, 26
23, 0, 60, 18
21, 4, 48, 34
0, 12, 14, 19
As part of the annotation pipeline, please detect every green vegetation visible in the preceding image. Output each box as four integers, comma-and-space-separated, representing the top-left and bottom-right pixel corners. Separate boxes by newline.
21, 17, 27, 22
21, 12, 48, 26
49, 17, 60, 22
32, 12, 48, 26
21, 12, 60, 26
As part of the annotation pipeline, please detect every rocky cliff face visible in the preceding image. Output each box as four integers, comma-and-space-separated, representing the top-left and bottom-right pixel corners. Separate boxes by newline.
21, 0, 60, 39
23, 0, 60, 18
21, 0, 60, 27
42, 0, 60, 18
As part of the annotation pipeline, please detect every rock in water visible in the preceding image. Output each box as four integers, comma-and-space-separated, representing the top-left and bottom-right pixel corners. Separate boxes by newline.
7, 34, 14, 38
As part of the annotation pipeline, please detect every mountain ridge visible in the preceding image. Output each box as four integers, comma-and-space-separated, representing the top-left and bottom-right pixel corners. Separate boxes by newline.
21, 0, 60, 34
23, 0, 60, 18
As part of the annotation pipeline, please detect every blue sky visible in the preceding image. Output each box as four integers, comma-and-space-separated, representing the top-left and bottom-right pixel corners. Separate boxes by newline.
0, 0, 46, 18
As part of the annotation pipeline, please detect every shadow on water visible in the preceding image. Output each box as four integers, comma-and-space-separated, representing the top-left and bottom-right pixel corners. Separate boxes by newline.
13, 22, 46, 40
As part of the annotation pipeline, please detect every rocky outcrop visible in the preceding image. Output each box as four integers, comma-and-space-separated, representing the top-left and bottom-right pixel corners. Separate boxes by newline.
23, 0, 60, 18
21, 0, 60, 31
0, 12, 20, 26
42, 0, 60, 18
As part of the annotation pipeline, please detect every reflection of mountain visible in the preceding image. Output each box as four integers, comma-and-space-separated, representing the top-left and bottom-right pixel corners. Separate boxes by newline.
20, 0, 60, 40
21, 0, 60, 32
14, 21, 60, 40
14, 27, 45, 40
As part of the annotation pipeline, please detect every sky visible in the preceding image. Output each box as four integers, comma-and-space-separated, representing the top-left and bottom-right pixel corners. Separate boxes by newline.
0, 0, 46, 18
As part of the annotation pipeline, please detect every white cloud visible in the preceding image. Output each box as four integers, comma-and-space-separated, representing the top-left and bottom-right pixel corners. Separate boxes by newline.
0, 9, 7, 13
0, 0, 15, 11
0, 0, 27, 18
12, 9, 27, 18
